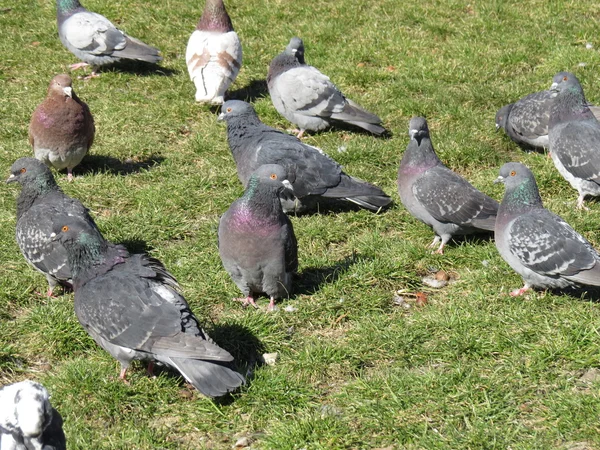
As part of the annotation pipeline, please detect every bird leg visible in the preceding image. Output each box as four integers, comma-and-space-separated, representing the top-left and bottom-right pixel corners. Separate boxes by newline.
576, 194, 589, 211
267, 297, 278, 312
118, 367, 130, 384
67, 168, 74, 182
69, 62, 90, 70
509, 285, 531, 297
146, 361, 155, 377
427, 236, 441, 249
233, 296, 259, 309
80, 71, 100, 80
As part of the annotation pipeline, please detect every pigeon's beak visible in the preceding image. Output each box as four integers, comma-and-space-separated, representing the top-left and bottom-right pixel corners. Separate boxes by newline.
217, 112, 226, 122
63, 87, 73, 98
549, 82, 559, 92
5, 173, 16, 184
408, 129, 418, 140
494, 176, 505, 184
495, 123, 500, 132
281, 179, 294, 192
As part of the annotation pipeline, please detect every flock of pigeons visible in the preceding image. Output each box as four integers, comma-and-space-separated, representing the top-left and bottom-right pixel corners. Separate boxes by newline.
3, 0, 600, 447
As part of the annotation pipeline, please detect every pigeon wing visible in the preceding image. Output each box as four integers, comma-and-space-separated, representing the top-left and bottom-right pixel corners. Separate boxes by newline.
508, 210, 598, 277
413, 166, 498, 226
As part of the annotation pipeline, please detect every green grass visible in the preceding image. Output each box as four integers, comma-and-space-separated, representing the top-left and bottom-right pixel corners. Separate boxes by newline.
2, 0, 600, 448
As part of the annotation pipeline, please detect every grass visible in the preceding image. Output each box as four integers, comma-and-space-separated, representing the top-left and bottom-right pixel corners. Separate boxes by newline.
2, 0, 600, 448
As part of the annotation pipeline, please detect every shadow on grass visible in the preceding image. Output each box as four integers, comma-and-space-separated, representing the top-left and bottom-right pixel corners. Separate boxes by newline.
286, 196, 394, 216
91, 61, 178, 77
76, 154, 164, 176
294, 253, 362, 296
118, 238, 153, 254
228, 79, 269, 103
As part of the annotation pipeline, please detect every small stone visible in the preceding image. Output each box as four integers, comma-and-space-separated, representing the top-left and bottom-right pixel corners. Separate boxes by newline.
261, 352, 279, 366
579, 368, 600, 383
284, 305, 297, 312
578, 62, 587, 67
586, 43, 593, 49
481, 260, 489, 267
434, 270, 450, 281
422, 275, 448, 288
337, 145, 347, 153
233, 437, 250, 448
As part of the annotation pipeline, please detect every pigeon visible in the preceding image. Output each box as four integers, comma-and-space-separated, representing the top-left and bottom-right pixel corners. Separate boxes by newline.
57, 0, 162, 78
219, 165, 298, 311
0, 380, 66, 450
267, 37, 385, 138
29, 74, 95, 181
186, 0, 242, 104
6, 157, 99, 297
218, 100, 392, 213
494, 162, 600, 296
49, 215, 245, 398
548, 71, 600, 209
398, 117, 498, 254
496, 74, 600, 150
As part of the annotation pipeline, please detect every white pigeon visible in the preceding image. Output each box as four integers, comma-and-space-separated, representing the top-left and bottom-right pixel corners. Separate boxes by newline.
186, 0, 242, 104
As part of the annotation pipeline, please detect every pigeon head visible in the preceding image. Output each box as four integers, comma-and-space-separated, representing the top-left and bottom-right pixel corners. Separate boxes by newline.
248, 164, 293, 193
495, 162, 543, 208
495, 104, 513, 131
285, 37, 305, 64
48, 74, 74, 99
549, 71, 582, 94
50, 215, 98, 246
408, 116, 430, 141
6, 157, 56, 186
218, 100, 258, 122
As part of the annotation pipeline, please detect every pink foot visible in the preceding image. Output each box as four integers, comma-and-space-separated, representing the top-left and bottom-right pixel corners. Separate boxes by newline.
146, 361, 155, 377
80, 71, 100, 80
69, 62, 90, 70
67, 170, 74, 182
509, 286, 530, 297
233, 296, 259, 309
267, 297, 277, 312
119, 367, 130, 384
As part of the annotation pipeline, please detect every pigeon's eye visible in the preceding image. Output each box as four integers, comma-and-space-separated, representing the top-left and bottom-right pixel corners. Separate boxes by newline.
563, 76, 568, 81
226, 107, 232, 113
270, 173, 278, 180
61, 226, 69, 232
510, 170, 516, 176
19, 168, 26, 174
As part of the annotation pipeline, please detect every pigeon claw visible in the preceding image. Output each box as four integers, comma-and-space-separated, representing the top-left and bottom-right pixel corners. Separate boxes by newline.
576, 195, 589, 210
234, 296, 259, 309
267, 297, 278, 312
509, 286, 530, 297
69, 62, 90, 70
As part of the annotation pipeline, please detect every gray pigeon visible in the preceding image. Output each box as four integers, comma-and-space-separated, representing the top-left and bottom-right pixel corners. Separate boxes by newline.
57, 0, 162, 78
267, 37, 385, 138
29, 74, 95, 181
548, 71, 600, 209
50, 215, 245, 397
0, 380, 66, 450
495, 162, 600, 296
6, 157, 99, 297
496, 74, 600, 150
219, 165, 298, 311
398, 117, 498, 254
186, 0, 242, 104
218, 100, 392, 213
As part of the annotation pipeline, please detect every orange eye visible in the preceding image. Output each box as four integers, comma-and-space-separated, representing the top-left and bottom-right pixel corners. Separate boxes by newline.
510, 170, 516, 176
20, 168, 26, 173
563, 76, 568, 81
226, 107, 232, 113
61, 226, 69, 232
270, 173, 277, 180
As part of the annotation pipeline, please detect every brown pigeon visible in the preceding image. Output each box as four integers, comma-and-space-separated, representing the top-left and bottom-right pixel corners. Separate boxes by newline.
29, 74, 95, 181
